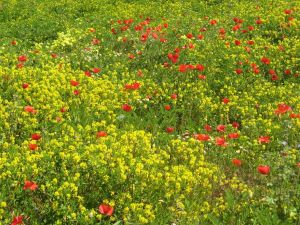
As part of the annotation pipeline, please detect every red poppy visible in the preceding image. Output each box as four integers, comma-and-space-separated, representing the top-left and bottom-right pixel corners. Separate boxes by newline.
222, 98, 230, 104
29, 143, 38, 151
215, 137, 227, 147
232, 122, 240, 129
22, 83, 29, 89
11, 40, 17, 46
99, 204, 114, 216
210, 19, 217, 25
23, 180, 38, 191
228, 133, 240, 139
261, 57, 270, 65
89, 28, 96, 32
11, 215, 23, 225
274, 103, 292, 115
247, 40, 255, 45
166, 127, 175, 133
70, 80, 80, 87
248, 26, 254, 31
284, 9, 292, 14
97, 131, 108, 138
256, 19, 263, 25
18, 55, 27, 62
216, 124, 226, 132
51, 53, 58, 59
219, 28, 226, 35
289, 113, 300, 119
164, 105, 171, 111
235, 68, 243, 74
197, 34, 204, 40
195, 134, 210, 141
179, 64, 188, 73
128, 54, 135, 59
122, 104, 132, 112
170, 94, 177, 99
31, 133, 41, 141
232, 158, 242, 166
196, 64, 205, 71
198, 74, 206, 80
258, 136, 270, 144
24, 106, 37, 114
168, 53, 179, 64
257, 165, 270, 175
235, 40, 241, 46
204, 124, 212, 132
92, 68, 101, 73
85, 71, 92, 77
296, 162, 300, 168
73, 90, 80, 95
92, 38, 100, 45
186, 33, 193, 39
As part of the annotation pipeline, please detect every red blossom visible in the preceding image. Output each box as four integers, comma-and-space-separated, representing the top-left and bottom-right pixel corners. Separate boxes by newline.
257, 165, 270, 175
23, 180, 38, 191
99, 204, 114, 216
232, 158, 242, 166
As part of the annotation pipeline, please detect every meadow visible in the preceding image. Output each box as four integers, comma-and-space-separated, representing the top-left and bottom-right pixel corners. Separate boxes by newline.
0, 0, 299, 224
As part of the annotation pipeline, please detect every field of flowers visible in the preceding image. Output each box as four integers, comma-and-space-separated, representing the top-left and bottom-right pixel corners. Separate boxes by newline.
0, 0, 299, 224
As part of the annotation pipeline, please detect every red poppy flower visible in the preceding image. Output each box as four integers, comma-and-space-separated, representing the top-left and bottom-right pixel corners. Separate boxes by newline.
257, 165, 270, 175
198, 74, 206, 80
99, 204, 114, 216
85, 71, 92, 77
179, 64, 188, 73
22, 83, 29, 89
122, 104, 132, 112
248, 26, 254, 31
219, 28, 226, 35
31, 133, 41, 141
258, 136, 270, 144
216, 125, 226, 132
296, 162, 300, 168
92, 38, 100, 45
232, 122, 240, 129
232, 158, 242, 166
29, 143, 38, 151
197, 34, 204, 40
235, 68, 243, 74
70, 80, 80, 87
51, 53, 58, 59
164, 105, 171, 111
195, 134, 210, 141
284, 9, 292, 14
170, 94, 177, 99
186, 33, 193, 39
215, 137, 227, 147
73, 90, 80, 95
166, 127, 175, 133
235, 40, 241, 46
97, 131, 108, 138
18, 55, 27, 62
128, 54, 135, 59
92, 68, 101, 73
228, 133, 239, 139
11, 40, 17, 46
23, 180, 38, 191
210, 19, 217, 25
196, 64, 205, 71
24, 106, 37, 114
247, 40, 255, 45
11, 215, 23, 225
274, 103, 292, 115
168, 53, 179, 64
261, 57, 270, 65
256, 19, 263, 25
222, 98, 230, 104
204, 124, 212, 132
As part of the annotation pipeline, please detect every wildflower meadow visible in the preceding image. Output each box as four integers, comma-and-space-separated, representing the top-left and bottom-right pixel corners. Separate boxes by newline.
0, 0, 299, 224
